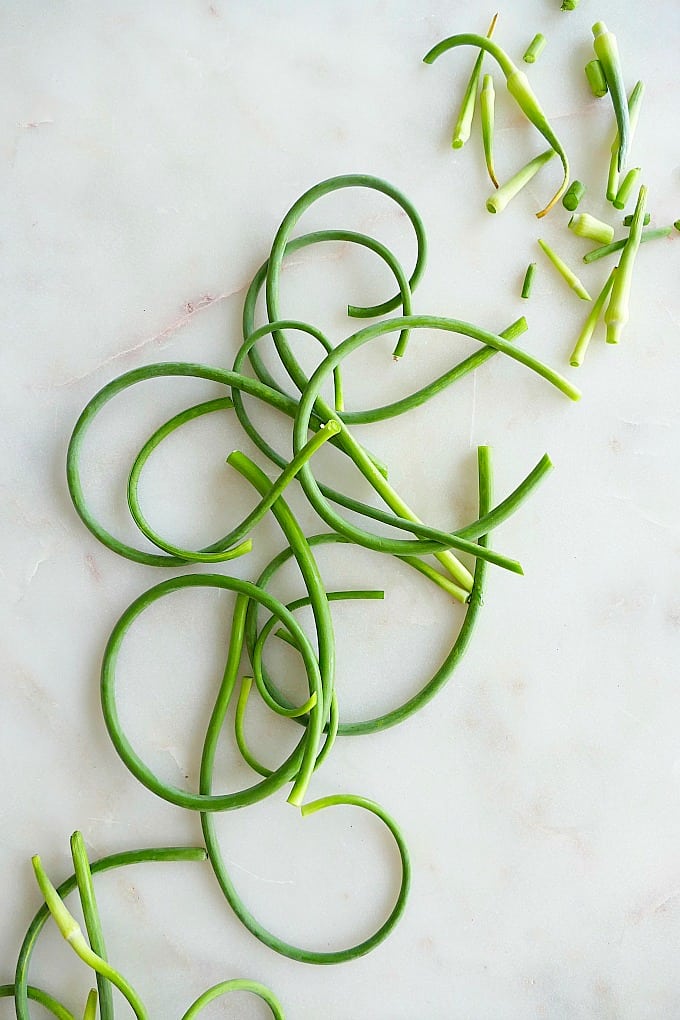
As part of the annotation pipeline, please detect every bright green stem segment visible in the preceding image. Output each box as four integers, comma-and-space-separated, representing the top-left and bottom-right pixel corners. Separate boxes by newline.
537, 239, 592, 300
486, 149, 554, 214
521, 262, 536, 299
32, 856, 149, 1020
523, 33, 546, 64
613, 167, 641, 210
562, 180, 585, 212
570, 268, 617, 366
82, 990, 98, 1020
593, 22, 629, 173
607, 80, 644, 201
451, 13, 498, 149
605, 184, 647, 344
424, 33, 570, 216
480, 74, 498, 187
583, 226, 671, 264
561, 0, 580, 8
569, 213, 614, 245
180, 980, 285, 1020
585, 59, 608, 97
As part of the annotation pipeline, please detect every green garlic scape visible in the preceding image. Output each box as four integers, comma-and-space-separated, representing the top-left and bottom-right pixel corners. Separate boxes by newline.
605, 184, 648, 344
570, 268, 617, 367
538, 239, 592, 300
451, 13, 498, 149
424, 33, 570, 216
480, 73, 498, 188
593, 22, 630, 172
486, 149, 555, 214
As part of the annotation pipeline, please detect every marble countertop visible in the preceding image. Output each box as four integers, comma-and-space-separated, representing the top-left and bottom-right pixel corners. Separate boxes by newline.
2, 2, 680, 1017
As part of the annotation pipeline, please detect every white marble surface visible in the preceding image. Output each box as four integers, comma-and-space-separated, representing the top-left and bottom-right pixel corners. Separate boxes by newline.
2, 2, 680, 1017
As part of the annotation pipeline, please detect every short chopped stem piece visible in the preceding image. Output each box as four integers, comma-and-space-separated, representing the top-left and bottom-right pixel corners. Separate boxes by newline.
562, 180, 586, 211
583, 226, 671, 263
624, 212, 650, 226
480, 74, 498, 187
424, 33, 570, 215
521, 262, 536, 299
538, 239, 592, 300
570, 268, 617, 366
605, 184, 647, 344
607, 80, 644, 201
613, 167, 641, 210
486, 149, 554, 214
523, 34, 547, 64
561, 0, 580, 8
674, 220, 680, 232
585, 59, 608, 97
593, 22, 629, 172
569, 213, 614, 245
451, 13, 498, 149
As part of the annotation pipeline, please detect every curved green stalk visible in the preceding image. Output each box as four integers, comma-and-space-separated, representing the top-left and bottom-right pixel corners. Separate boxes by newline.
0, 984, 76, 1020
31, 856, 148, 1020
14, 847, 206, 1020
424, 33, 570, 215
480, 74, 498, 188
180, 979, 285, 1019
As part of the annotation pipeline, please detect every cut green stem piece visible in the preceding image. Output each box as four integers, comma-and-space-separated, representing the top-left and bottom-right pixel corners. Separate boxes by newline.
424, 34, 570, 216
480, 74, 498, 187
521, 262, 536, 299
537, 238, 592, 300
562, 180, 585, 211
486, 149, 554, 214
569, 213, 614, 245
523, 34, 546, 64
561, 0, 580, 8
585, 59, 608, 97
613, 167, 641, 210
674, 220, 680, 232
583, 226, 671, 263
605, 184, 647, 344
451, 13, 498, 149
31, 856, 148, 1020
607, 80, 643, 201
570, 268, 617, 366
593, 22, 629, 172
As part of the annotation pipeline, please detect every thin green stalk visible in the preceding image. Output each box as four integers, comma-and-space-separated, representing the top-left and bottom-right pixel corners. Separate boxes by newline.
31, 857, 148, 1020
14, 847, 207, 1020
568, 213, 614, 245
605, 184, 647, 344
424, 33, 570, 215
569, 268, 617, 366
523, 34, 546, 64
607, 81, 644, 201
583, 226, 671, 263
585, 59, 608, 97
486, 149, 554, 214
537, 239, 592, 300
70, 831, 114, 1020
451, 13, 498, 149
521, 263, 536, 299
180, 980, 285, 1020
593, 22, 629, 172
0, 984, 76, 1020
480, 74, 498, 188
613, 167, 641, 211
